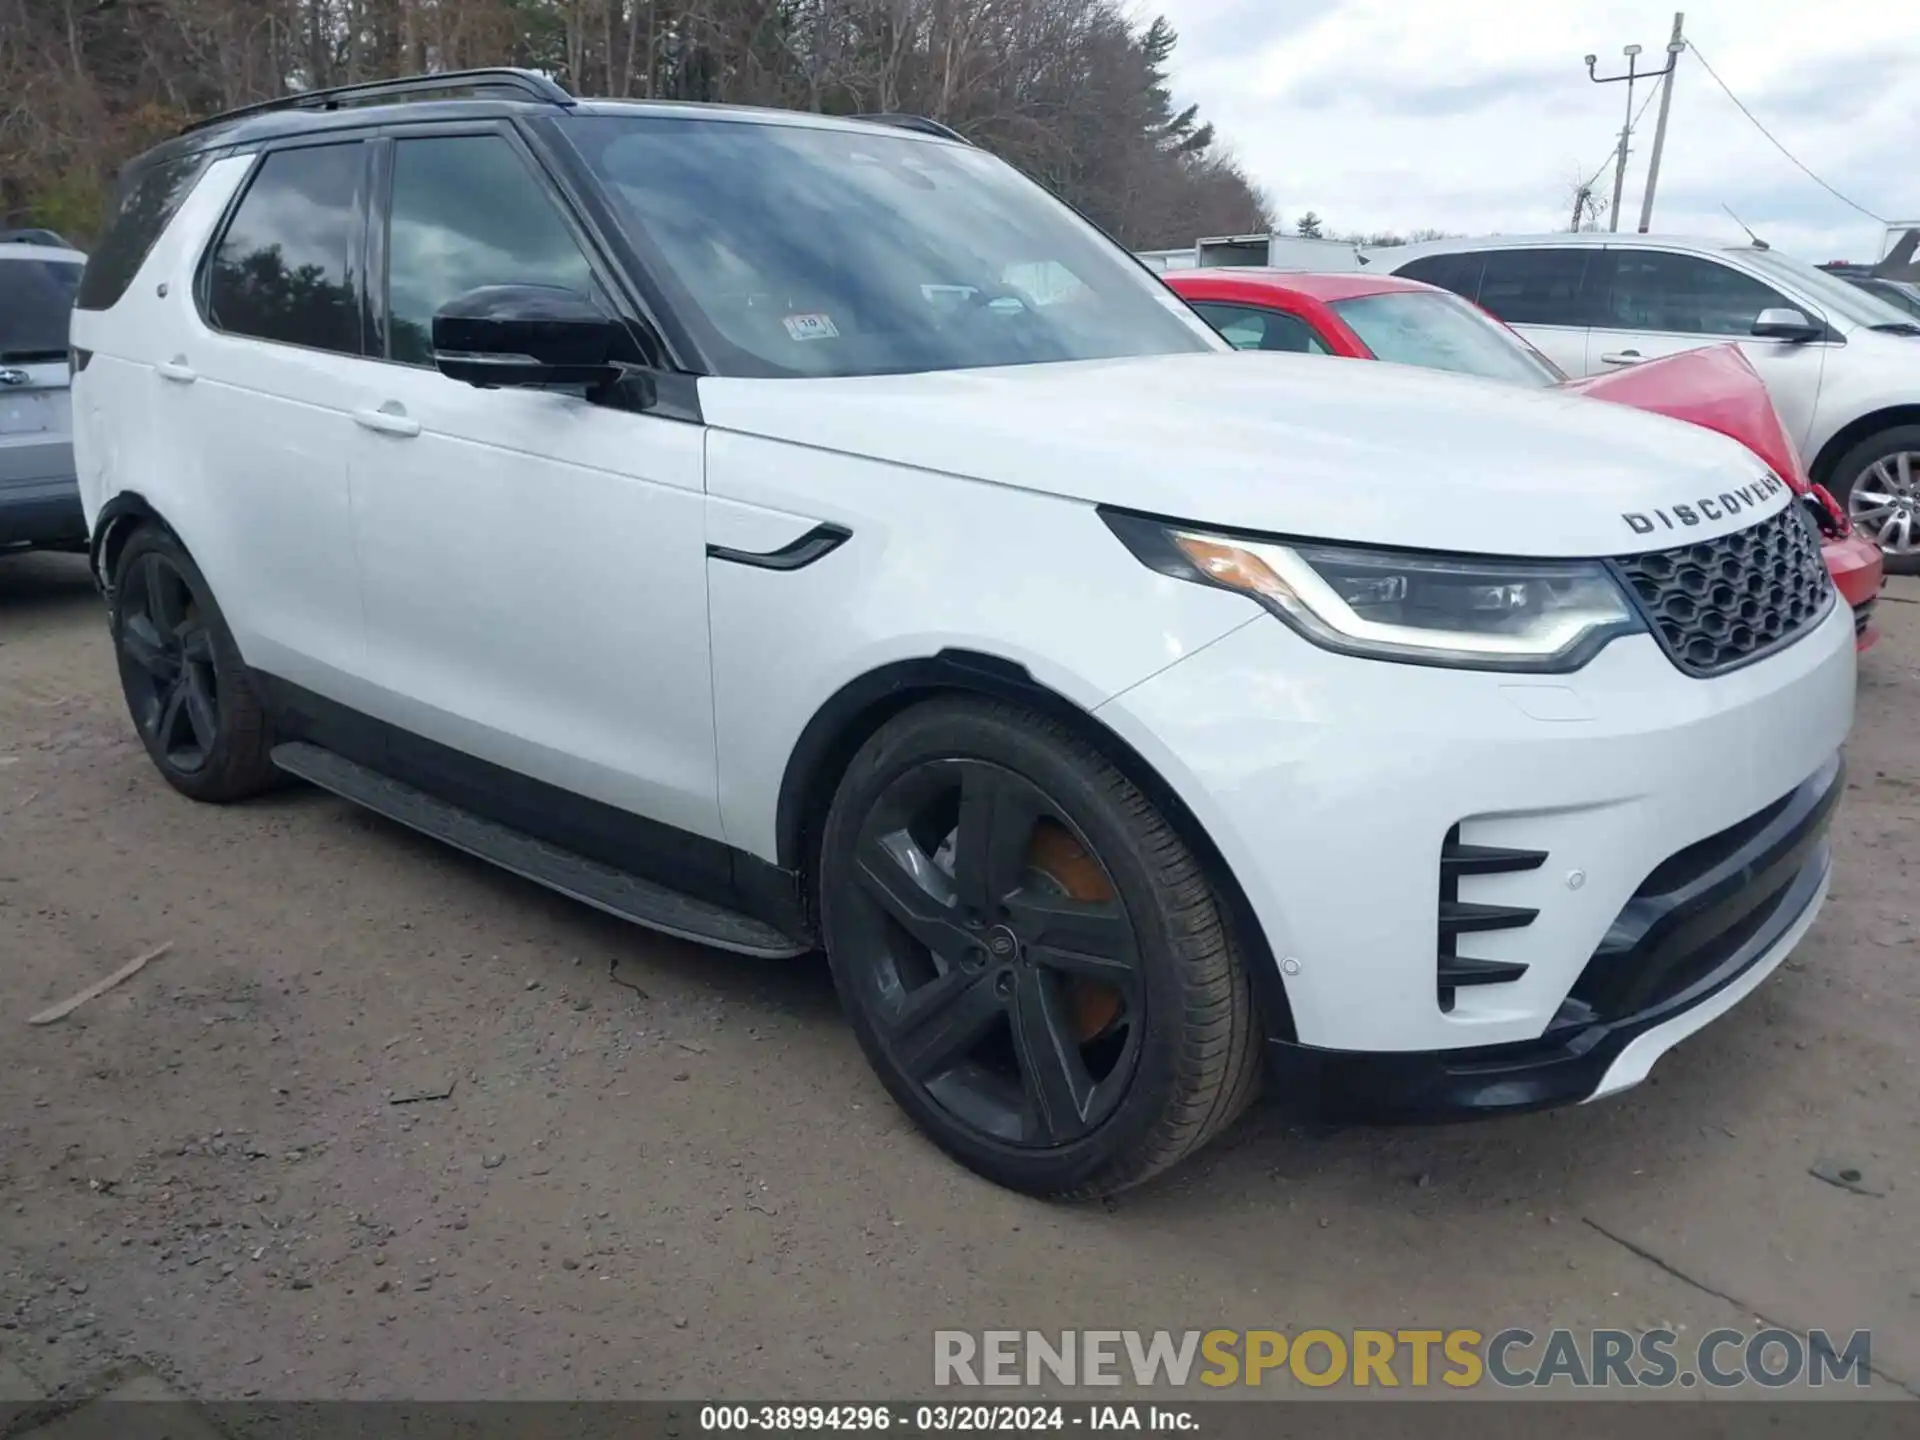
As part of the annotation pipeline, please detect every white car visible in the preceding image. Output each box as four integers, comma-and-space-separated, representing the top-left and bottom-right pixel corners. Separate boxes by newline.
72, 70, 1853, 1198
1387, 233, 1920, 567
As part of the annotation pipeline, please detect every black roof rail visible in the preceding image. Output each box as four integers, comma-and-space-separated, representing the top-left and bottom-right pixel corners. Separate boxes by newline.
848, 113, 968, 144
178, 67, 573, 138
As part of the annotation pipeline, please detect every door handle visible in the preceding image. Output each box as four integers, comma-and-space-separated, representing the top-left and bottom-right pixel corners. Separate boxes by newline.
1599, 350, 1644, 366
353, 404, 421, 438
156, 358, 197, 384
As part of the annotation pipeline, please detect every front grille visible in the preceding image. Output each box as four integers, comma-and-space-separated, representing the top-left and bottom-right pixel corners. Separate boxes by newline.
1613, 506, 1833, 677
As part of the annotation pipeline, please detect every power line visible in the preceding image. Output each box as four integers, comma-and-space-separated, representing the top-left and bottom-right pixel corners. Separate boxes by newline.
1687, 40, 1886, 223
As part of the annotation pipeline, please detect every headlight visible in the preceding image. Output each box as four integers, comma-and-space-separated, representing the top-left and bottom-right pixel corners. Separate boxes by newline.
1104, 511, 1646, 672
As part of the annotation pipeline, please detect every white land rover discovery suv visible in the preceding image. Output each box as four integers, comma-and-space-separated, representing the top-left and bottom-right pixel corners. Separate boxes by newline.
72, 69, 1854, 1198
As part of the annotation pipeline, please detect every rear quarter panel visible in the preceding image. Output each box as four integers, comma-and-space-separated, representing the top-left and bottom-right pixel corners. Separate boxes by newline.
69, 155, 251, 543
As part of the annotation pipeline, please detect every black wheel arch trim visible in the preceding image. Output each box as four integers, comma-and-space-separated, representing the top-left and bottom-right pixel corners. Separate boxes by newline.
775, 649, 1297, 1043
707, 523, 851, 571
1810, 405, 1920, 486
90, 491, 177, 600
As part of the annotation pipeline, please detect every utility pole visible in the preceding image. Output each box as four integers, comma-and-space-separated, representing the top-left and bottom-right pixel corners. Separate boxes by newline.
1571, 184, 1591, 233
1637, 14, 1687, 232
1585, 29, 1682, 234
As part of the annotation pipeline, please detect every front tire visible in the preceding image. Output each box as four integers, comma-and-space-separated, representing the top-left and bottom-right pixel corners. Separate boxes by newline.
1830, 425, 1920, 574
111, 526, 280, 803
818, 697, 1262, 1199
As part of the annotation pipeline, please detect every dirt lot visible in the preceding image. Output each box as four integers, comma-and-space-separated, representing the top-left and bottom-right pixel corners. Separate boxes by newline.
1, 549, 1916, 1403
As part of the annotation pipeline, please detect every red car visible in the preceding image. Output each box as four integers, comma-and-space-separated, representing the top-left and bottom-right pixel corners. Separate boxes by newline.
1166, 269, 1884, 651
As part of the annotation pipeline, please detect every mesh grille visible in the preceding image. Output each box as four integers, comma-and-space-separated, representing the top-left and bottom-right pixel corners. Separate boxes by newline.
1614, 507, 1832, 677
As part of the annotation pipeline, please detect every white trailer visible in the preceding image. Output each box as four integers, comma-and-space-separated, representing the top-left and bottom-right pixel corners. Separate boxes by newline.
1136, 232, 1370, 274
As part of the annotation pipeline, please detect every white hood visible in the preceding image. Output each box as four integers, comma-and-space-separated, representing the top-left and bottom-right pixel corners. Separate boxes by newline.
698, 351, 1792, 558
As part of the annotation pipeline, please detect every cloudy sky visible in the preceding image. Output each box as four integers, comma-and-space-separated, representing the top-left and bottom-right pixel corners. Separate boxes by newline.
1147, 0, 1916, 262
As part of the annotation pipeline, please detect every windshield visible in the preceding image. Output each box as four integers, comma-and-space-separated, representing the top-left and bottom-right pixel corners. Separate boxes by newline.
1854, 276, 1920, 321
1331, 290, 1565, 387
560, 114, 1218, 378
1735, 248, 1917, 330
0, 256, 82, 361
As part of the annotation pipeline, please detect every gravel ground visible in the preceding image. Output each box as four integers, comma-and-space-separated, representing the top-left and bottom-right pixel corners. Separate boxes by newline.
2, 550, 1916, 1402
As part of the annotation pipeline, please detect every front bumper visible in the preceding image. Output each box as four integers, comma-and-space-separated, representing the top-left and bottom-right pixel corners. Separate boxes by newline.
1264, 753, 1838, 1120
1821, 531, 1884, 652
0, 439, 83, 548
1096, 600, 1856, 1072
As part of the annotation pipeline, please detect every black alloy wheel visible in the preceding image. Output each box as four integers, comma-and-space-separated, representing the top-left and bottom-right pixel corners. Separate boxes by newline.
110, 526, 280, 803
842, 757, 1143, 1148
821, 698, 1263, 1199
118, 550, 220, 773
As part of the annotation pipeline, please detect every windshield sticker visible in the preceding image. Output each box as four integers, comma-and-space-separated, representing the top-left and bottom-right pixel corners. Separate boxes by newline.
784, 313, 840, 341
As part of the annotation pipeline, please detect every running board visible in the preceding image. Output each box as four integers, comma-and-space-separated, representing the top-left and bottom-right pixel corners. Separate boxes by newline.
270, 742, 809, 959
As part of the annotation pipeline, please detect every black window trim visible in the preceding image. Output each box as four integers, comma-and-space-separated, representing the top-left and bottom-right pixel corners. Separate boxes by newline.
365, 116, 674, 379
1595, 243, 1842, 344
194, 132, 377, 359
520, 113, 701, 375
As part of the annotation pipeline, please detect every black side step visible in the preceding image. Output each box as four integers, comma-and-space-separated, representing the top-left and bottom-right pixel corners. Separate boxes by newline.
270, 742, 809, 959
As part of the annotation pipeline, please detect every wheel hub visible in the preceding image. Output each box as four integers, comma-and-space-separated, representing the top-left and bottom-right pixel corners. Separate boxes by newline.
1851, 451, 1920, 555
117, 552, 220, 775
841, 760, 1143, 1150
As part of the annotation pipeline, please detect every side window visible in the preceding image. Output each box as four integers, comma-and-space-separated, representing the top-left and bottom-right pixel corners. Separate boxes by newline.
1605, 251, 1794, 336
1187, 301, 1330, 354
206, 143, 364, 355
385, 135, 598, 367
76, 153, 212, 312
1474, 248, 1595, 327
1395, 252, 1482, 300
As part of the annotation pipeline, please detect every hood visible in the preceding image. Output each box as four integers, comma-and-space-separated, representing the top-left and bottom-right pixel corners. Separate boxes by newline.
699, 351, 1790, 558
1563, 344, 1809, 489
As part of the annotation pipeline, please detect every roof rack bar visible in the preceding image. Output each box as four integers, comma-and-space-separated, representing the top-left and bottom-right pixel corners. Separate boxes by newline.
848, 113, 968, 144
178, 67, 573, 138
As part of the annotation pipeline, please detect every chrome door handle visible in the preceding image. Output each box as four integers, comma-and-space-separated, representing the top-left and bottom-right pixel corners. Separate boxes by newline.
1599, 350, 1644, 366
354, 405, 421, 438
157, 358, 197, 384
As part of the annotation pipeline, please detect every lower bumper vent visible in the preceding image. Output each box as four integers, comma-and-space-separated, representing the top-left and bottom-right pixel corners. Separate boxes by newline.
1438, 830, 1546, 1011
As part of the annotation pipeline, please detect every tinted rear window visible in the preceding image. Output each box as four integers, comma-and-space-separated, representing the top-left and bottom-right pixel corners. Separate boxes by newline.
205, 143, 365, 355
1394, 252, 1482, 298
1474, 248, 1597, 327
0, 257, 83, 360
75, 153, 210, 311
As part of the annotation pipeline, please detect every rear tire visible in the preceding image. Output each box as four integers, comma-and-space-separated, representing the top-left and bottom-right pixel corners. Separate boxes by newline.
1829, 425, 1920, 574
818, 696, 1262, 1199
111, 526, 280, 803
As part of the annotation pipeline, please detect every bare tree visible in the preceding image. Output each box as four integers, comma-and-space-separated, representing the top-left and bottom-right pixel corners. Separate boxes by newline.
2, 0, 1270, 249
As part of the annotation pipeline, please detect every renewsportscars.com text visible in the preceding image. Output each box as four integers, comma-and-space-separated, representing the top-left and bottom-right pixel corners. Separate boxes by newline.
934, 1327, 1873, 1390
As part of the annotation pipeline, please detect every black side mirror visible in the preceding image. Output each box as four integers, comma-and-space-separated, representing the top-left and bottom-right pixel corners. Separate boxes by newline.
1751, 306, 1823, 343
432, 285, 622, 389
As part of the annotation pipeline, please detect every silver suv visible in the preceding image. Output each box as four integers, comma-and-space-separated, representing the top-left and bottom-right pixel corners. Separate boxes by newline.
1, 237, 86, 552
